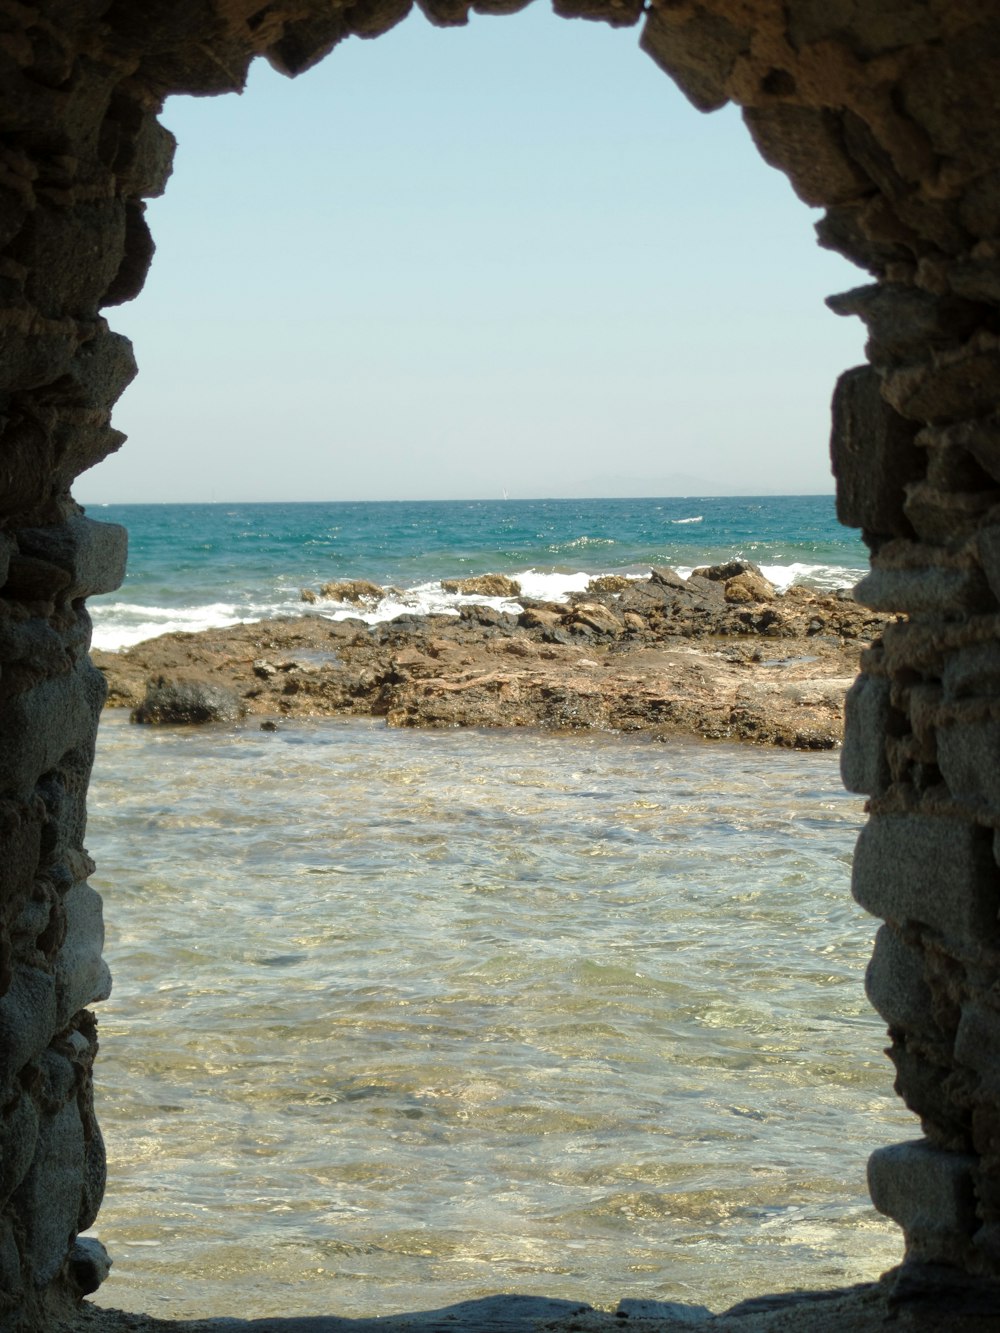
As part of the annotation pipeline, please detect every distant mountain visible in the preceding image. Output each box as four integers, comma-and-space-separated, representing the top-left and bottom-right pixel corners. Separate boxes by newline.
549, 471, 752, 499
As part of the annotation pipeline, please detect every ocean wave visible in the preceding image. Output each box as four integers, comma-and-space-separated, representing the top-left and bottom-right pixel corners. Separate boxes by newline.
758, 561, 865, 592
89, 570, 608, 652
90, 602, 247, 652
547, 536, 616, 551
671, 516, 703, 525
309, 569, 594, 625
672, 561, 862, 592
512, 569, 593, 601
88, 561, 864, 652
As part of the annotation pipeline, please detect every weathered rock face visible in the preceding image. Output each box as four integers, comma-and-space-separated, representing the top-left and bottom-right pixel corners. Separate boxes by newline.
2, 0, 1000, 1326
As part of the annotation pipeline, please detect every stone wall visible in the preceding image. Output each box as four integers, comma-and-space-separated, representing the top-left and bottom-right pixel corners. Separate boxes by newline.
1, 0, 999, 1326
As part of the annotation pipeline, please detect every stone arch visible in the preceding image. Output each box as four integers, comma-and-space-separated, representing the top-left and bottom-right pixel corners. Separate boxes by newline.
2, 1, 1000, 1327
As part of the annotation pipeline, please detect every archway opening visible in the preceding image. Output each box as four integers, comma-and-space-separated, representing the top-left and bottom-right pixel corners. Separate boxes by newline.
74, 2, 912, 1322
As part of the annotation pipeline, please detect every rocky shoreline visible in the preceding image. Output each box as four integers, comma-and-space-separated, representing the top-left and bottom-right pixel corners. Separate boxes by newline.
91, 562, 892, 749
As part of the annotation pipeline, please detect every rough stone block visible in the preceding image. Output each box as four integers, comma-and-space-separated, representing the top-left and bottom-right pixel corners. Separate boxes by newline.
67, 1236, 111, 1297
0, 660, 105, 799
943, 642, 1000, 700
865, 924, 930, 1031
852, 814, 999, 941
869, 1139, 978, 1258
1, 554, 72, 601
98, 88, 175, 196
16, 516, 127, 599
744, 105, 871, 207
884, 346, 1000, 425
0, 533, 12, 589
0, 967, 56, 1095
786, 3, 939, 60
36, 741, 99, 861
841, 673, 892, 794
15, 1096, 84, 1287
955, 1003, 1000, 1090
0, 616, 71, 682
0, 1093, 39, 1209
829, 365, 922, 538
0, 800, 43, 906
938, 720, 1000, 812
0, 1217, 21, 1299
79, 1120, 106, 1234
639, 6, 748, 112
853, 565, 993, 616
54, 881, 110, 1028
930, 414, 1000, 485
552, 0, 642, 29
36, 1050, 76, 1113
977, 526, 1000, 604
904, 482, 1000, 544
828, 283, 982, 368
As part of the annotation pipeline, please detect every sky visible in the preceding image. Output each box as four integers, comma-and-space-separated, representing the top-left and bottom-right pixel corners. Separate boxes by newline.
76, 2, 869, 505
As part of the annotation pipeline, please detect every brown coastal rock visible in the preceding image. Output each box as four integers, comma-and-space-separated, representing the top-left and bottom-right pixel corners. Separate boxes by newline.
691, 558, 777, 603
91, 571, 893, 748
440, 574, 521, 597
317, 578, 384, 602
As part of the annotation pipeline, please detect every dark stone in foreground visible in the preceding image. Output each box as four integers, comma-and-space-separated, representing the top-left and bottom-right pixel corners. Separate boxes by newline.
131, 676, 247, 725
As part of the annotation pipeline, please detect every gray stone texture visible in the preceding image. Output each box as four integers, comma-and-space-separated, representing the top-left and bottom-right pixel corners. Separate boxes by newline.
955, 1002, 1000, 1094
865, 924, 932, 1033
828, 364, 923, 540
3, 0, 1000, 1324
869, 1139, 978, 1265
131, 674, 247, 725
853, 565, 994, 617
852, 814, 1000, 944
942, 641, 1000, 701
16, 517, 128, 600
54, 881, 110, 1029
937, 719, 1000, 814
977, 524, 1000, 604
841, 672, 893, 794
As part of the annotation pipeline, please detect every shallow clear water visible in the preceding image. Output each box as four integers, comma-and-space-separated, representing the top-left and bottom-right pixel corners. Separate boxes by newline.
86, 715, 912, 1319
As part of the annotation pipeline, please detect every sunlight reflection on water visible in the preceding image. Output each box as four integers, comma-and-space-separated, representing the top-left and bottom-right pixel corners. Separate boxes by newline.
86, 715, 910, 1318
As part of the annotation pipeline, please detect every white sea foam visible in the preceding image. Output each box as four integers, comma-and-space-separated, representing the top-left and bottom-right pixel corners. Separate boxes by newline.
90, 602, 247, 651
758, 561, 864, 592
90, 568, 613, 651
671, 515, 703, 525
89, 562, 864, 652
511, 569, 593, 601
305, 569, 594, 627
674, 561, 862, 591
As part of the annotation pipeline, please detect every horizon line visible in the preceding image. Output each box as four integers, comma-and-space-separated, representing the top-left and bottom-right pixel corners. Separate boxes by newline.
79, 490, 838, 507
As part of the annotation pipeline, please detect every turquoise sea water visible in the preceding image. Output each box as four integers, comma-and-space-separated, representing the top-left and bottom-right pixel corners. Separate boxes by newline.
85, 495, 868, 650
82, 495, 912, 1320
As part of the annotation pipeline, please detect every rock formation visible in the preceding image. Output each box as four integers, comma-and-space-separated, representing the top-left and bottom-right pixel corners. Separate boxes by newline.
2, 0, 1000, 1327
93, 568, 888, 749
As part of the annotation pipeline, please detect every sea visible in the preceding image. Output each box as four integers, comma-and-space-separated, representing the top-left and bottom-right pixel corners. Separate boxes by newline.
84, 495, 868, 653
82, 496, 914, 1320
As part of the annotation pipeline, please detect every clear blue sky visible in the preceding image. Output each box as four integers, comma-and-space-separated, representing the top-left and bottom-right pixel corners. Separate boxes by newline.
77, 2, 868, 504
